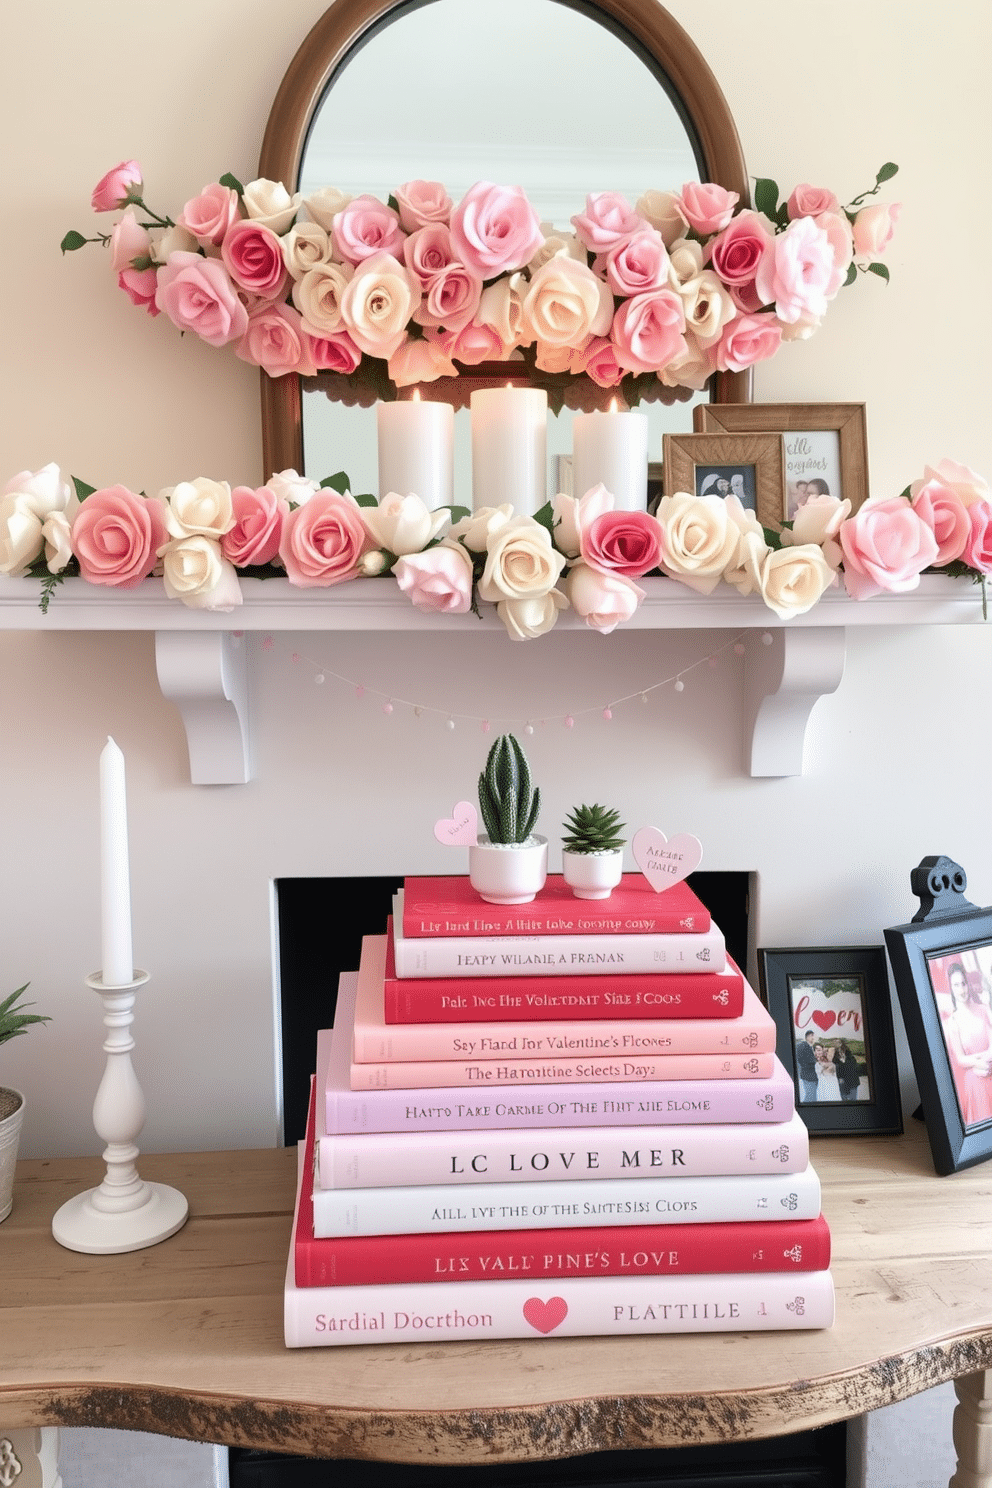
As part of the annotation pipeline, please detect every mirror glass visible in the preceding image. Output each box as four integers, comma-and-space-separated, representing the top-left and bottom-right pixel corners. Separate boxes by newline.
297, 0, 707, 494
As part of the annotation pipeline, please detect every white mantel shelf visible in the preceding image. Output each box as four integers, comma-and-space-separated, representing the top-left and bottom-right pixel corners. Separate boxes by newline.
1, 574, 985, 784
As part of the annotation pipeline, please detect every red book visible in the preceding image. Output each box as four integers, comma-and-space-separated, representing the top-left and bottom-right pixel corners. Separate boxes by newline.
382, 924, 745, 1024
296, 1081, 830, 1287
402, 873, 711, 938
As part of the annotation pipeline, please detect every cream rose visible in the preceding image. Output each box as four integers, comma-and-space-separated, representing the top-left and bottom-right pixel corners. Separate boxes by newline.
781, 493, 851, 571
158, 534, 243, 611
676, 270, 738, 347
566, 562, 645, 634
41, 510, 75, 573
522, 256, 612, 347
302, 186, 353, 233
242, 178, 301, 233
149, 224, 198, 263
655, 492, 741, 595
0, 463, 75, 576
282, 222, 334, 280
449, 504, 514, 553
497, 588, 569, 641
339, 252, 420, 359
266, 469, 320, 508
477, 515, 567, 605
636, 190, 686, 247
292, 260, 354, 335
476, 274, 530, 350
159, 477, 235, 539
737, 534, 837, 617
529, 228, 587, 272
361, 492, 450, 555
551, 484, 614, 559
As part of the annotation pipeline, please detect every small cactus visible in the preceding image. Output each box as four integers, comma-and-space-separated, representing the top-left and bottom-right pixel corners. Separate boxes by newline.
0, 985, 50, 1048
561, 803, 627, 855
478, 734, 541, 845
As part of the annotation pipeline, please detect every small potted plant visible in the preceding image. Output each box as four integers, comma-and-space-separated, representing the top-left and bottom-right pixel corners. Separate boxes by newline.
468, 733, 548, 904
560, 803, 627, 900
1, 984, 50, 1223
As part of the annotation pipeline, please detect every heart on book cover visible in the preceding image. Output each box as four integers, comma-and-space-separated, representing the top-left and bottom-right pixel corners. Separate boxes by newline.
523, 1296, 568, 1335
811, 1009, 837, 1031
631, 828, 703, 892
433, 801, 479, 847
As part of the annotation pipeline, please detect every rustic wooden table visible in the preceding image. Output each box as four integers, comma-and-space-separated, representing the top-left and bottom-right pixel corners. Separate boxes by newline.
1, 1124, 990, 1485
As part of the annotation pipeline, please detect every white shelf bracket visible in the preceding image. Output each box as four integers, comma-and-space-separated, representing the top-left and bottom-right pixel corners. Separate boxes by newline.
744, 626, 846, 777
154, 631, 250, 785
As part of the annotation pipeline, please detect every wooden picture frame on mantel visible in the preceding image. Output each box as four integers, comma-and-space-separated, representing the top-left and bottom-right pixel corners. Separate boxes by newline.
661, 431, 786, 529
694, 402, 869, 531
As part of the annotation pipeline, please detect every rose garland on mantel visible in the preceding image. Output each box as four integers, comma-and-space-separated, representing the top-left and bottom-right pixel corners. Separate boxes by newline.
61, 161, 901, 410
2, 460, 989, 637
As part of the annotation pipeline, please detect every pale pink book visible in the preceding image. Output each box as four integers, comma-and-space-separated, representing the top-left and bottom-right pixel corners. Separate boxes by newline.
322, 974, 797, 1135
353, 935, 775, 1063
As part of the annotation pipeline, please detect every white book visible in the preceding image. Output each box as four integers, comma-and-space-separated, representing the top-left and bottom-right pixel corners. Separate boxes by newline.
311, 1163, 821, 1238
391, 891, 726, 978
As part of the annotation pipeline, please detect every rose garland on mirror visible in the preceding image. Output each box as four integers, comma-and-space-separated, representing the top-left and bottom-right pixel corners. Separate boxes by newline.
61, 162, 901, 409
3, 460, 989, 634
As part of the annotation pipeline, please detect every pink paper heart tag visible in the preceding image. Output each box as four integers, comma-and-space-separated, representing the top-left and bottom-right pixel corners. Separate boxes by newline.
631, 827, 703, 892
522, 1296, 568, 1335
433, 801, 479, 847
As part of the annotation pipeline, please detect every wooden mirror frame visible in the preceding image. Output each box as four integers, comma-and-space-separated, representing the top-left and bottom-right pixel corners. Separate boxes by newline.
257, 0, 752, 477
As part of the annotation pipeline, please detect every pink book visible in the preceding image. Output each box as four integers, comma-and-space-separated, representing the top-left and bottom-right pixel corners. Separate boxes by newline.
323, 974, 796, 1134
297, 1085, 828, 1285
401, 873, 711, 938
354, 936, 775, 1063
382, 925, 745, 1025
350, 1048, 773, 1091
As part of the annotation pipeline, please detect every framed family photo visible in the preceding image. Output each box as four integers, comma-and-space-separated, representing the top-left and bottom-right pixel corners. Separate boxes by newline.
694, 403, 869, 528
885, 899, 992, 1175
758, 946, 902, 1136
661, 431, 785, 529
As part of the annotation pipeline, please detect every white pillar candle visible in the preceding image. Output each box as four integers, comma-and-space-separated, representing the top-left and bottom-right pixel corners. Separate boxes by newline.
376, 394, 454, 511
100, 737, 133, 987
571, 404, 649, 511
470, 386, 548, 515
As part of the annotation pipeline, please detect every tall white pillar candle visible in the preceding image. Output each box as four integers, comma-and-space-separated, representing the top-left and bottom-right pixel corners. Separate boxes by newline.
100, 737, 133, 987
571, 405, 649, 511
470, 386, 548, 515
376, 394, 454, 511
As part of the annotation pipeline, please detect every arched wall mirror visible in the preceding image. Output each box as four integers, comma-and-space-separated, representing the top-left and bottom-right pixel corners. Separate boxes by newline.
258, 0, 750, 489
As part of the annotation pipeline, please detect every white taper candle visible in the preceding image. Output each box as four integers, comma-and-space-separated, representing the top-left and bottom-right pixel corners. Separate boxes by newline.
100, 737, 133, 987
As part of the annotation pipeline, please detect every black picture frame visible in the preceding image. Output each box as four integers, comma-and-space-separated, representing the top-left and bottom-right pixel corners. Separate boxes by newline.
885, 902, 992, 1175
758, 946, 903, 1137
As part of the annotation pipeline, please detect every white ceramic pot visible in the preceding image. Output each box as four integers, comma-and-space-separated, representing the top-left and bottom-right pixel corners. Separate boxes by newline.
0, 1087, 25, 1224
468, 835, 548, 904
561, 849, 624, 900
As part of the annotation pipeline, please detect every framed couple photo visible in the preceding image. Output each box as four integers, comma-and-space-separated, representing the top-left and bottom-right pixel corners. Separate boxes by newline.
758, 945, 902, 1137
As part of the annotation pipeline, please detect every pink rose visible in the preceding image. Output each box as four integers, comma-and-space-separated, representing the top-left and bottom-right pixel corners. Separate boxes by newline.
603, 230, 670, 296
71, 485, 168, 589
716, 312, 783, 372
236, 303, 315, 377
332, 195, 405, 266
416, 262, 483, 332
708, 211, 775, 311
839, 496, 940, 599
278, 491, 371, 587
583, 337, 626, 388
91, 161, 142, 212
676, 181, 739, 236
852, 203, 901, 260
754, 216, 836, 323
656, 336, 719, 391
178, 183, 241, 248
581, 509, 664, 578
339, 253, 421, 359
571, 192, 643, 253
962, 501, 992, 574
610, 288, 686, 374
393, 541, 474, 613
394, 180, 453, 233
309, 328, 362, 374
787, 184, 840, 219
110, 208, 151, 272
221, 484, 287, 567
389, 336, 458, 386
449, 181, 544, 278
919, 459, 991, 509
433, 321, 507, 365
221, 219, 288, 300
118, 265, 160, 316
910, 478, 971, 566
814, 210, 855, 296
403, 225, 456, 288
565, 561, 645, 634
154, 252, 249, 346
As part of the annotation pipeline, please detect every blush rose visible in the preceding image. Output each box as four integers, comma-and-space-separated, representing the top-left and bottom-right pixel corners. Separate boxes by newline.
611, 288, 687, 374
278, 491, 372, 587
154, 253, 248, 347
754, 216, 836, 323
566, 561, 645, 634
221, 485, 287, 567
332, 195, 405, 265
571, 192, 643, 253
676, 181, 739, 235
393, 541, 474, 613
91, 161, 142, 212
72, 485, 168, 589
236, 303, 316, 377
838, 496, 940, 599
450, 181, 544, 279
178, 183, 241, 248
221, 219, 289, 301
394, 180, 453, 233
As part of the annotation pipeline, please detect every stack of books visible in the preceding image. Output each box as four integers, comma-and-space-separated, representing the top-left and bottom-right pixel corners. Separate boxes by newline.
284, 874, 833, 1346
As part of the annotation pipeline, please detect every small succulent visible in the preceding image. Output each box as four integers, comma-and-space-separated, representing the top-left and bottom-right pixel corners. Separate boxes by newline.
0, 984, 50, 1049
561, 803, 627, 855
478, 733, 541, 845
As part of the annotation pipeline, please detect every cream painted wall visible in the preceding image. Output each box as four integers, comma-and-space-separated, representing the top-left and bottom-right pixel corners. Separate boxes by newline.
1, 0, 989, 1160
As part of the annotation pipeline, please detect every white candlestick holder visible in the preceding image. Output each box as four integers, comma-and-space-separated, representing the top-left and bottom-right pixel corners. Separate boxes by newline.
52, 971, 188, 1254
